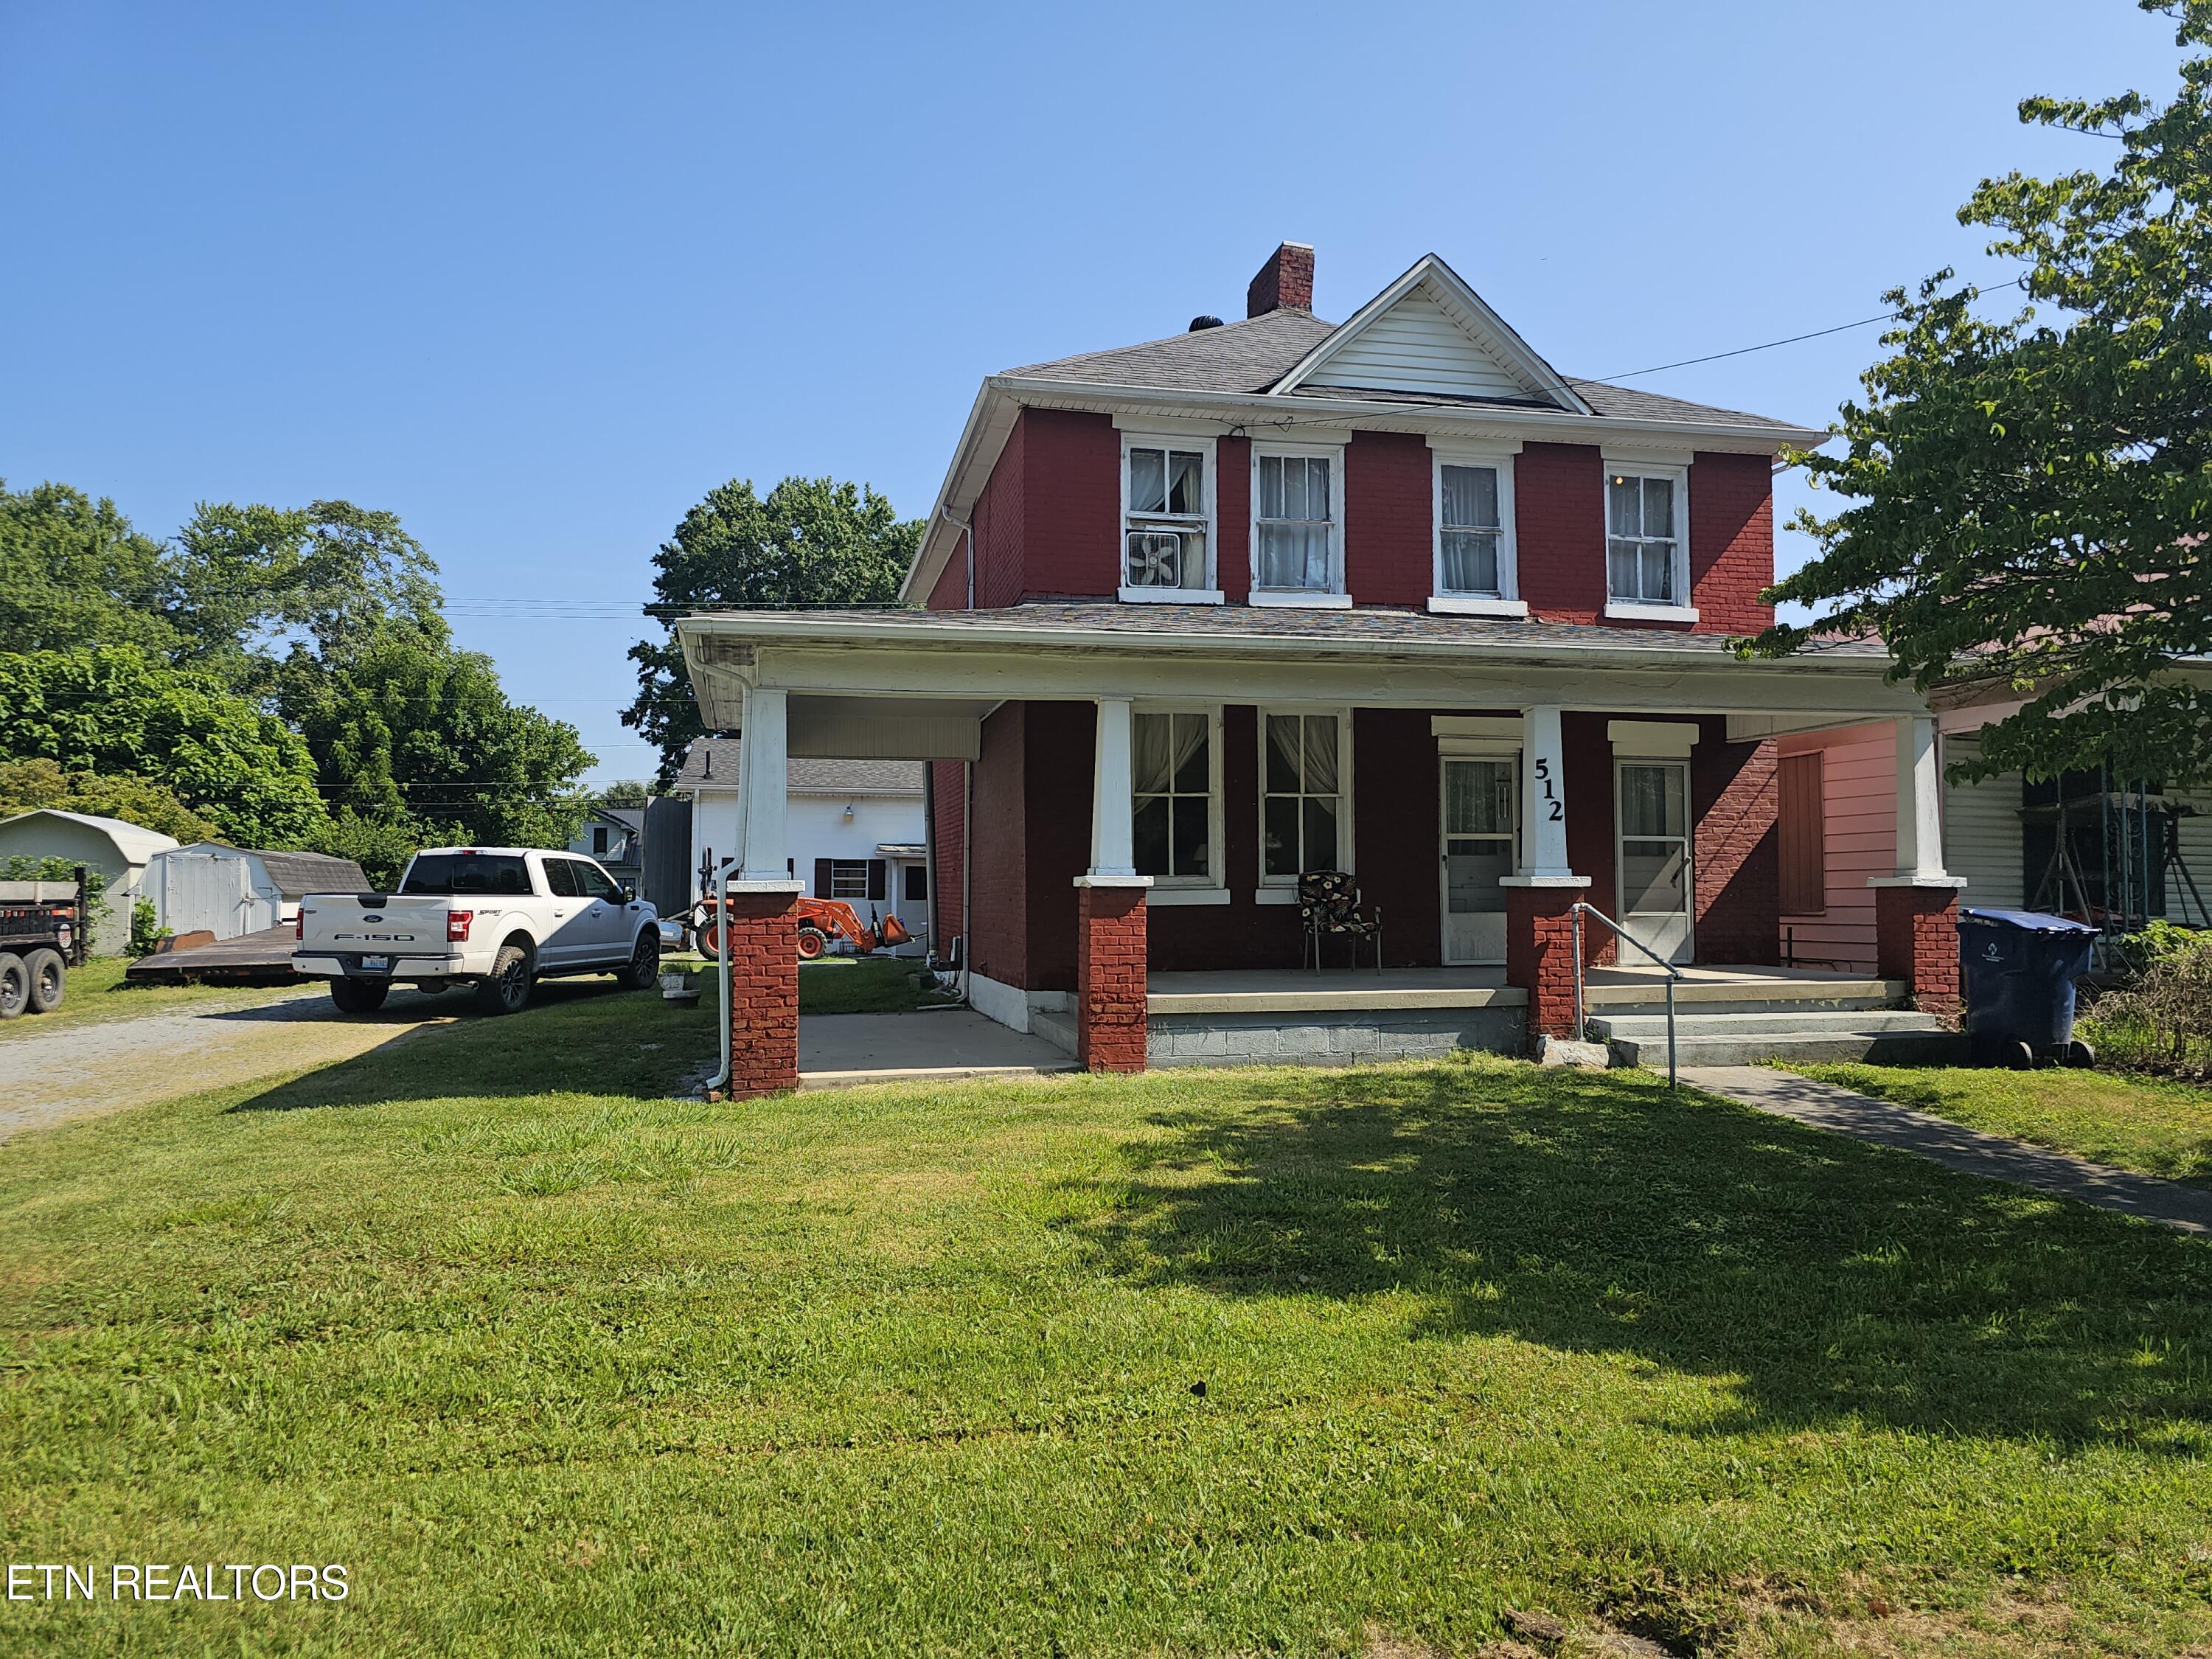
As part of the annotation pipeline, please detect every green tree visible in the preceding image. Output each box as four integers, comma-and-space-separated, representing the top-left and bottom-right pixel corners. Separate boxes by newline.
0, 480, 178, 657
1754, 1, 2212, 787
0, 647, 327, 846
625, 476, 918, 783
597, 780, 653, 809
0, 759, 223, 844
287, 637, 597, 857
167, 498, 448, 690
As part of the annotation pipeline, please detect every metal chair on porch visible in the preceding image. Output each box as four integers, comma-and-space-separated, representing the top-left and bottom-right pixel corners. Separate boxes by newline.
1298, 871, 1382, 974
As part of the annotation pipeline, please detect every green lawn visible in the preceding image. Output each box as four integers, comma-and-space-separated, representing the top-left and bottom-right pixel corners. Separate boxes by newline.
1786, 1062, 2212, 1187
0, 955, 310, 1040
4, 998, 2212, 1656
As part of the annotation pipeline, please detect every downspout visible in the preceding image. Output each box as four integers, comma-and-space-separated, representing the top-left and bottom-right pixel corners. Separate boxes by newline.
702, 855, 742, 1096
961, 757, 974, 1005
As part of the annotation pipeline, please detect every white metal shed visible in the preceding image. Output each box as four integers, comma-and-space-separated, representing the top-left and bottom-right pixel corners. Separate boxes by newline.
147, 844, 371, 942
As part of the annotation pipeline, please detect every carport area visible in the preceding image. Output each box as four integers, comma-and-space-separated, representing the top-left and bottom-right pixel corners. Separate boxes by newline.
796, 1009, 1072, 1091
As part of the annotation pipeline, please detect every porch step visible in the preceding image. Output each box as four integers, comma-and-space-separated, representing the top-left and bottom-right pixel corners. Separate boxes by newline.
1596, 1007, 1965, 1068
1029, 1006, 1079, 1058
1584, 978, 1905, 1015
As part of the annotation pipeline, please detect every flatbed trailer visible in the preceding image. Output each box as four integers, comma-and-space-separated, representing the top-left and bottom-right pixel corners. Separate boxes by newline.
0, 865, 89, 1019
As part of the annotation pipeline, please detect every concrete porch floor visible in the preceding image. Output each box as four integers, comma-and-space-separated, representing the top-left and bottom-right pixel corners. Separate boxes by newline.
798, 1010, 1074, 1091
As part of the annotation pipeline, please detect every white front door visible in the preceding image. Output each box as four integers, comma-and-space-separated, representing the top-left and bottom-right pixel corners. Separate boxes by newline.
1616, 761, 1693, 964
1440, 756, 1515, 965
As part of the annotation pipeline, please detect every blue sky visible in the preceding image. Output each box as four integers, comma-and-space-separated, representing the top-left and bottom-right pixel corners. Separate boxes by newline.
0, 1, 2183, 785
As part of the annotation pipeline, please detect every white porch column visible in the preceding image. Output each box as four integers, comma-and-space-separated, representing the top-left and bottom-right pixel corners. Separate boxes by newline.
1088, 695, 1138, 878
737, 686, 790, 883
1888, 714, 1950, 882
1512, 703, 1577, 881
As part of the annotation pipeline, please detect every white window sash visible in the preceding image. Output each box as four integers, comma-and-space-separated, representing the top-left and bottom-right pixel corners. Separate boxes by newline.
1250, 443, 1346, 595
1430, 442, 1520, 602
1129, 704, 1224, 888
1120, 432, 1219, 598
1256, 707, 1355, 886
1601, 459, 1691, 608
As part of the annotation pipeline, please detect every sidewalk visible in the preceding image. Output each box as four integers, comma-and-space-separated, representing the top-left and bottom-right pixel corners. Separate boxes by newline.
1683, 1065, 2212, 1236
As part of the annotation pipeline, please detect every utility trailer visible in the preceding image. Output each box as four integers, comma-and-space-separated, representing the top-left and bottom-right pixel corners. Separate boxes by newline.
0, 865, 89, 1019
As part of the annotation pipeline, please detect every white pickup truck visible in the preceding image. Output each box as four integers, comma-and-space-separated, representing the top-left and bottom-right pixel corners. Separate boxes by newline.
293, 847, 661, 1015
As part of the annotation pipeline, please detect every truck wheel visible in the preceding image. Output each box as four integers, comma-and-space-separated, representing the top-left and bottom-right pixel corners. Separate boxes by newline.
475, 944, 533, 1015
0, 953, 25, 1020
330, 978, 389, 1015
24, 949, 65, 1014
796, 927, 827, 961
616, 930, 660, 990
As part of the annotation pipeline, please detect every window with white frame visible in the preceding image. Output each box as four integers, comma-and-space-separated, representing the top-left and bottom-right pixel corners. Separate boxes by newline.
1605, 467, 1686, 605
1132, 709, 1217, 882
1122, 439, 1212, 594
1437, 456, 1521, 597
1253, 450, 1340, 592
1262, 710, 1349, 880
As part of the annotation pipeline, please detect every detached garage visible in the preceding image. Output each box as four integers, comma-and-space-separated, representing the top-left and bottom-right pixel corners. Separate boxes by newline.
147, 844, 370, 942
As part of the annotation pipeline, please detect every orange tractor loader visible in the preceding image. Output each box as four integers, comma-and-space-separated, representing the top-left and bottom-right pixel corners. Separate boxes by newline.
695, 896, 911, 960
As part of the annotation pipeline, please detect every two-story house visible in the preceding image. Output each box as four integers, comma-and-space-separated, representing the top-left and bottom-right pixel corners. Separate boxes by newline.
677, 246, 1964, 1094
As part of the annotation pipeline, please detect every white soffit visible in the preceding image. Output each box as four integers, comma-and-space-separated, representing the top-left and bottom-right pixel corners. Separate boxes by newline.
1276, 254, 1593, 415
1431, 716, 1523, 740
1608, 720, 1702, 757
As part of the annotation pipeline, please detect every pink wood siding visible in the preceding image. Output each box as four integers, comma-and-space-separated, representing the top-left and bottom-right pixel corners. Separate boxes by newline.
1778, 722, 1896, 972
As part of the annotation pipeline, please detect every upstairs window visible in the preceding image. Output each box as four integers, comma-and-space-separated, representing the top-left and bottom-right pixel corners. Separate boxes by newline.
1439, 465, 1503, 594
1122, 439, 1214, 597
1606, 468, 1686, 605
1253, 451, 1341, 594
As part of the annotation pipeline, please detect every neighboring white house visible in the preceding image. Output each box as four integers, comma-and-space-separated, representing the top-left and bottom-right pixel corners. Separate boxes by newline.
675, 740, 929, 951
0, 810, 181, 955
145, 844, 372, 942
566, 805, 645, 893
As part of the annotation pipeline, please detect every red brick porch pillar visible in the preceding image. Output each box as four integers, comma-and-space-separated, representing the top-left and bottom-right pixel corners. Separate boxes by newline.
1874, 881, 1962, 1018
1505, 881, 1590, 1049
715, 883, 803, 1100
1075, 880, 1148, 1074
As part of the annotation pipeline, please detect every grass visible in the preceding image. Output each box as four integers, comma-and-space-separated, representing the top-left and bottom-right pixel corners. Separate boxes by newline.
0, 954, 309, 1040
3, 998, 2212, 1655
796, 953, 957, 1015
1785, 1062, 2212, 1188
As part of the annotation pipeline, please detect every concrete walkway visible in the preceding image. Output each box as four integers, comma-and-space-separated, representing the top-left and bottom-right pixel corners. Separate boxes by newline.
1683, 1065, 2212, 1235
798, 1010, 1074, 1091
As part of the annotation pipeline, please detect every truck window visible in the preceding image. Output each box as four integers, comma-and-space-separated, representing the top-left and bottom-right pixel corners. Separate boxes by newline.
572, 861, 622, 902
543, 859, 579, 898
401, 853, 534, 896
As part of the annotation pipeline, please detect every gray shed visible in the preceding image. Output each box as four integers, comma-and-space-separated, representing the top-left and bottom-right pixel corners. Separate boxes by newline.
146, 844, 372, 942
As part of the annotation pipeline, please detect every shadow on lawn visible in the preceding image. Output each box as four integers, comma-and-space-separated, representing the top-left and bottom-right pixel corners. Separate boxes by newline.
1072, 1061, 2212, 1448
227, 978, 711, 1110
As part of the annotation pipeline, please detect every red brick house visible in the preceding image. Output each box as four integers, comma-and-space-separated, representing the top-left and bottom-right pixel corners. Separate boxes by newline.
678, 246, 1964, 1091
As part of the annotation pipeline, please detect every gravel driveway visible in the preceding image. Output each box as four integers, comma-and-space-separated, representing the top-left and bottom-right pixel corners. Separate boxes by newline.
0, 988, 457, 1142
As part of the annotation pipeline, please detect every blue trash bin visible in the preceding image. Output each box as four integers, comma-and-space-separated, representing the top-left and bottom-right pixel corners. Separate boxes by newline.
1957, 908, 2099, 1068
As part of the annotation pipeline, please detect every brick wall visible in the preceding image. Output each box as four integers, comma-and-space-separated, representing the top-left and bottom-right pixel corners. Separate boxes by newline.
1020, 408, 1119, 599
968, 703, 1029, 988
1023, 700, 1094, 991
1506, 883, 1582, 1042
929, 759, 966, 959
1562, 712, 1617, 961
1351, 707, 1440, 965
1688, 451, 1775, 636
717, 888, 799, 1099
1346, 432, 1433, 606
1076, 884, 1148, 1071
1217, 436, 1251, 603
970, 411, 1027, 608
1516, 442, 1609, 624
1691, 719, 1779, 964
1877, 885, 1961, 1016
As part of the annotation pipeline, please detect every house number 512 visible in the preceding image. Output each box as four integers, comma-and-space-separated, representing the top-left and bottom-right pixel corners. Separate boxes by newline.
1534, 756, 1564, 821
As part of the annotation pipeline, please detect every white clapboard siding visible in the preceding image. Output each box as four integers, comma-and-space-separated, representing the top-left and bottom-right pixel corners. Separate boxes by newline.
1304, 285, 1534, 400
1777, 723, 1894, 972
2168, 793, 2212, 925
1942, 735, 2023, 911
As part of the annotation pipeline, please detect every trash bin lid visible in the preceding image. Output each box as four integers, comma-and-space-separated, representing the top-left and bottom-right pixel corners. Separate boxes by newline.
1958, 907, 2098, 934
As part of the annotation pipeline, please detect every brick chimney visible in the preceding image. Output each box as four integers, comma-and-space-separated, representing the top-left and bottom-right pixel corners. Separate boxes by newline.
1245, 242, 1314, 318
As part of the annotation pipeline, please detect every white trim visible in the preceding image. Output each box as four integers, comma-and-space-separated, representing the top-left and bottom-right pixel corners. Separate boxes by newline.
1119, 585, 1225, 605
1429, 595, 1529, 618
1250, 439, 1347, 599
1438, 751, 1518, 967
1257, 706, 1354, 888
1130, 703, 1225, 891
1120, 430, 1217, 598
1273, 254, 1595, 414
1112, 411, 1237, 437
1866, 875, 1969, 889
1429, 439, 1520, 606
1072, 874, 1154, 888
1601, 442, 1698, 470
1431, 716, 1524, 740
1607, 720, 1701, 758
1601, 458, 1692, 611
1613, 756, 1695, 964
1498, 874, 1590, 888
1253, 887, 1301, 906
1147, 886, 1231, 906
967, 970, 1032, 1032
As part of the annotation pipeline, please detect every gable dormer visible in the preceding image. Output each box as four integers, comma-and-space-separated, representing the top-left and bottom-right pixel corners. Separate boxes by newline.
1272, 254, 1593, 414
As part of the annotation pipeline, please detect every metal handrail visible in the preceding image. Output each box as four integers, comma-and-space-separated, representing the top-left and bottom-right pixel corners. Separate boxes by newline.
1571, 901, 1683, 1091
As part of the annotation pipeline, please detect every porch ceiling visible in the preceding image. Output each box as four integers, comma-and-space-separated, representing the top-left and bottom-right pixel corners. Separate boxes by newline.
679, 603, 1925, 734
